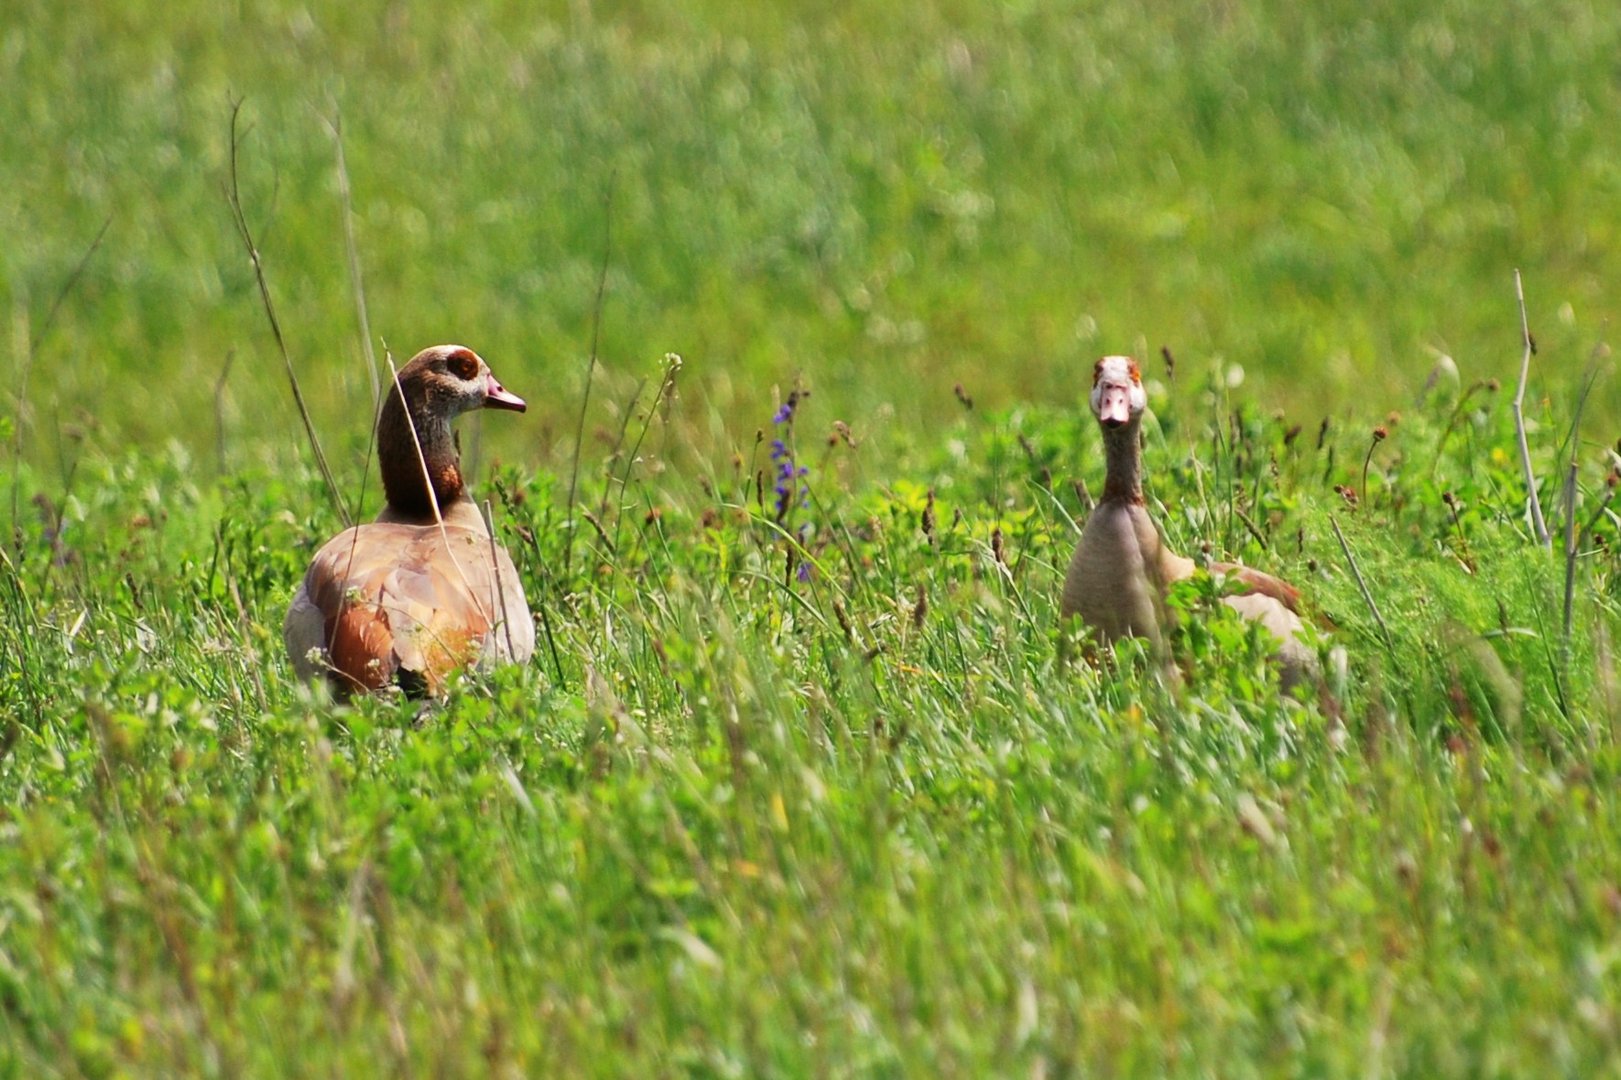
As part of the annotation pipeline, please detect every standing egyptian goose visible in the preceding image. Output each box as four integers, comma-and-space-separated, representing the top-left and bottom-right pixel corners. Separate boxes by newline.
1062, 355, 1315, 686
284, 345, 536, 697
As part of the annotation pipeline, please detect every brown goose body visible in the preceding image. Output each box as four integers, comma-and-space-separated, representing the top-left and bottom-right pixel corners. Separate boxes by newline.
1062, 356, 1315, 687
284, 345, 535, 697
1064, 500, 1188, 644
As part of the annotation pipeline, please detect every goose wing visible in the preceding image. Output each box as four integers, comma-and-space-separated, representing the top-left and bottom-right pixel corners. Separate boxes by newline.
1210, 561, 1302, 613
284, 523, 532, 696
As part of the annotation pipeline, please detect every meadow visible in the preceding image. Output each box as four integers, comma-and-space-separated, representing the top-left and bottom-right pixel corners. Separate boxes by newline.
5, 0, 1621, 1074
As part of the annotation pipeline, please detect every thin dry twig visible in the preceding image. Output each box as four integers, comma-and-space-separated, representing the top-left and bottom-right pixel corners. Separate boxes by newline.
514, 521, 567, 688
384, 353, 488, 624
305, 118, 387, 691
598, 376, 647, 519
1561, 361, 1604, 663
326, 335, 385, 695
213, 350, 235, 472
1512, 269, 1550, 548
481, 498, 517, 661
563, 173, 616, 578
31, 215, 113, 358
609, 354, 684, 551
223, 97, 350, 527
11, 216, 112, 552
619, 356, 682, 500
1330, 515, 1394, 651
1561, 462, 1579, 662
8, 298, 30, 554
322, 109, 380, 409
1233, 504, 1269, 550
324, 117, 382, 643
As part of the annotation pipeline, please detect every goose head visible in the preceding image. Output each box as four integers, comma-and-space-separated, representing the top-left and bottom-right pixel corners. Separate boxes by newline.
393, 344, 527, 419
1091, 355, 1146, 431
378, 345, 526, 520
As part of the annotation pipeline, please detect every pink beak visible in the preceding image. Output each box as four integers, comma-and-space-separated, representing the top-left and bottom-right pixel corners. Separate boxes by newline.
1095, 384, 1132, 428
483, 374, 527, 413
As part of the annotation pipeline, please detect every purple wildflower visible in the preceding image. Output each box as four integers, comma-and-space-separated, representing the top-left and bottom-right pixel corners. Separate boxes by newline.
767, 389, 812, 523
773, 390, 800, 426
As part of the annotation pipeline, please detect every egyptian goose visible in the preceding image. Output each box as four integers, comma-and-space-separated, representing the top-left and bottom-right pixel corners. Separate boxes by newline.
1061, 355, 1315, 687
284, 345, 536, 697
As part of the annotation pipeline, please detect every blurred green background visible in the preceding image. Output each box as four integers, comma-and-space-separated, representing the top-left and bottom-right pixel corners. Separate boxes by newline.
7, 8, 1621, 1071
4, 0, 1618, 479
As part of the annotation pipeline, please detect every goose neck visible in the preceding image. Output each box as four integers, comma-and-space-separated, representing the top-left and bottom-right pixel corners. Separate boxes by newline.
1100, 422, 1144, 504
377, 385, 463, 520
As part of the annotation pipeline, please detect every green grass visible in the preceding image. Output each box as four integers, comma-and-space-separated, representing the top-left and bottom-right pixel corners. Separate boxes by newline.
6, 1, 1621, 1075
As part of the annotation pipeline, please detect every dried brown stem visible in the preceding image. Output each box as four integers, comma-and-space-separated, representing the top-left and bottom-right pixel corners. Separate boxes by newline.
1330, 515, 1393, 651
384, 353, 487, 622
1512, 269, 1550, 547
31, 215, 113, 357
323, 109, 380, 408
564, 173, 616, 578
11, 215, 112, 552
1561, 362, 1603, 665
482, 498, 517, 661
213, 349, 235, 472
223, 97, 350, 527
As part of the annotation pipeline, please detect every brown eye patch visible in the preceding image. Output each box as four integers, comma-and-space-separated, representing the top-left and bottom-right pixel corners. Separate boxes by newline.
447, 349, 479, 381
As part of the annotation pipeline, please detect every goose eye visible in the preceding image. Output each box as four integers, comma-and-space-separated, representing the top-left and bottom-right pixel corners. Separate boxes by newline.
447, 351, 479, 381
